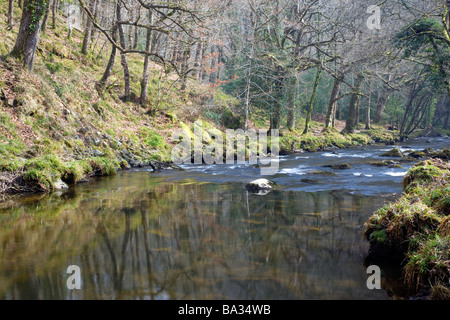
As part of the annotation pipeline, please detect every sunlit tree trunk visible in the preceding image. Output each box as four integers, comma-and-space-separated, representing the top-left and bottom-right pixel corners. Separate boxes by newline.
116, 1, 131, 101
7, 0, 14, 29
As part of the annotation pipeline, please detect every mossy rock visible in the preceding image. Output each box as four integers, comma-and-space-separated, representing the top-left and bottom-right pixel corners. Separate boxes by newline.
380, 148, 403, 158
408, 151, 427, 159
431, 148, 450, 160
307, 170, 338, 176
331, 163, 351, 170
369, 160, 400, 167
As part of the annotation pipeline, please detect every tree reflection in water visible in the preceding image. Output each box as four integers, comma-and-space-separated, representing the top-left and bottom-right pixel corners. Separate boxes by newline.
0, 172, 398, 299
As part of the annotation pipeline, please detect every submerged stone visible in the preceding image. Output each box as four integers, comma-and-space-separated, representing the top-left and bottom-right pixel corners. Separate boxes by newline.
331, 163, 351, 170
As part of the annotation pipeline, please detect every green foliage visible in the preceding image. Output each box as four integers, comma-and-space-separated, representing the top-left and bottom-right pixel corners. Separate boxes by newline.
26, 0, 49, 34
45, 61, 64, 74
139, 127, 164, 149
89, 157, 119, 176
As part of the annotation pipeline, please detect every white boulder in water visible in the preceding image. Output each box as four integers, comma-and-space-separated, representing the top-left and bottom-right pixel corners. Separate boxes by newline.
54, 179, 69, 190
245, 179, 275, 193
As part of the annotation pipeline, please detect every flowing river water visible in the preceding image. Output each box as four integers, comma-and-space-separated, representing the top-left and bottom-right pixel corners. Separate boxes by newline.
0, 137, 448, 300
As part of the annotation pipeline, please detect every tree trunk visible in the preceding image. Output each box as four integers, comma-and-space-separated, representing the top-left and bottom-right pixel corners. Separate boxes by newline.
209, 45, 217, 84
270, 68, 285, 131
365, 91, 372, 130
303, 66, 322, 134
97, 25, 117, 94
116, 2, 131, 102
41, 0, 51, 32
81, 0, 96, 55
286, 101, 295, 131
374, 93, 390, 124
52, 0, 57, 29
243, 67, 252, 131
7, 0, 14, 29
133, 24, 139, 50
342, 74, 364, 134
324, 76, 344, 130
180, 42, 191, 92
140, 9, 153, 107
354, 95, 361, 129
192, 40, 202, 80
399, 85, 418, 138
10, 0, 46, 71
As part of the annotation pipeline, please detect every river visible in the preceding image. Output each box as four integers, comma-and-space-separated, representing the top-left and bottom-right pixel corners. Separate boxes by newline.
0, 137, 448, 300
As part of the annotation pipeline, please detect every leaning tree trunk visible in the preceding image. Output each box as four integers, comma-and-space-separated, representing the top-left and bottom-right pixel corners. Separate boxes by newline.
97, 25, 117, 94
303, 65, 322, 134
81, 0, 96, 55
342, 74, 364, 134
324, 76, 344, 130
10, 0, 47, 71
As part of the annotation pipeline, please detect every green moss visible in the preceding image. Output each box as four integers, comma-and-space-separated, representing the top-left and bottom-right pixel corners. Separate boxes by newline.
0, 158, 25, 172
405, 235, 450, 288
364, 159, 450, 293
89, 157, 119, 176
369, 230, 387, 243
61, 160, 92, 184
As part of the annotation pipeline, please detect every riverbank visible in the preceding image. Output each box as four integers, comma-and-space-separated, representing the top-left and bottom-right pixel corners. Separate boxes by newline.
363, 158, 450, 300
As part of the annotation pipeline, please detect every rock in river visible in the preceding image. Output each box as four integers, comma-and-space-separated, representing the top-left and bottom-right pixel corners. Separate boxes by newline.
380, 148, 403, 158
245, 179, 275, 193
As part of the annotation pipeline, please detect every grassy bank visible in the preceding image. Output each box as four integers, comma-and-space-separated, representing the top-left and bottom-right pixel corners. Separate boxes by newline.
363, 159, 450, 299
